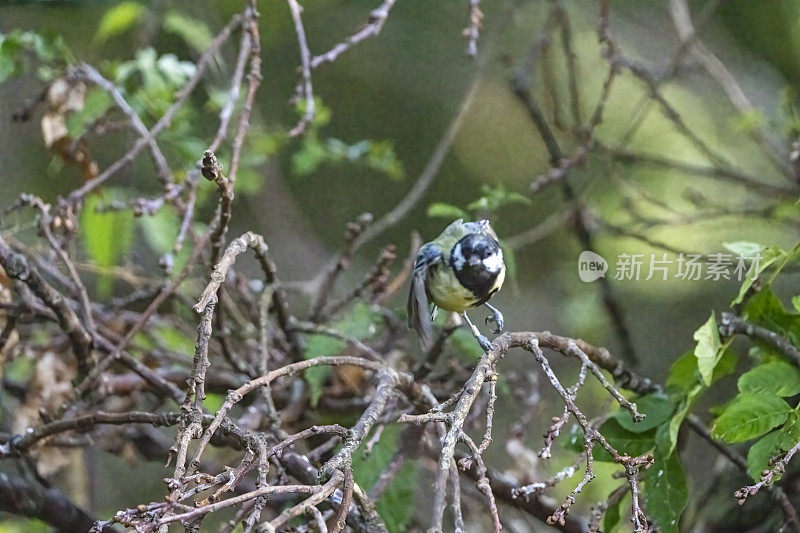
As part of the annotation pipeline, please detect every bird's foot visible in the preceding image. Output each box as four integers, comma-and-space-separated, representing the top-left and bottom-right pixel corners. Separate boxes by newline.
430, 305, 439, 324
478, 334, 493, 353
462, 312, 494, 353
485, 304, 504, 334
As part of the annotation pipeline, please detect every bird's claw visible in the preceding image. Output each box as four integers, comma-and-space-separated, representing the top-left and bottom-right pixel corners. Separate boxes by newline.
485, 308, 504, 334
430, 305, 439, 324
478, 335, 493, 353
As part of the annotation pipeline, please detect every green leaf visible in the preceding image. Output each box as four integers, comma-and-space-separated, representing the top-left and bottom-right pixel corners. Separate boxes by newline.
302, 303, 380, 405
644, 451, 687, 533
694, 313, 723, 386
724, 241, 765, 259
426, 202, 467, 220
659, 347, 735, 456
138, 208, 192, 273
731, 109, 766, 133
593, 419, 655, 462
712, 394, 791, 443
656, 384, 703, 456
303, 335, 344, 407
780, 409, 800, 448
292, 135, 327, 176
203, 393, 225, 413
738, 361, 800, 397
95, 2, 145, 43
615, 394, 674, 433
713, 348, 739, 381
603, 492, 629, 533
366, 139, 404, 180
153, 326, 194, 356
0, 31, 24, 82
732, 245, 785, 305
666, 350, 699, 392
352, 425, 417, 532
163, 11, 213, 52
667, 347, 735, 392
748, 409, 800, 481
465, 184, 531, 214
66, 87, 112, 138
743, 286, 800, 349
80, 191, 134, 298
139, 209, 179, 255
747, 430, 782, 481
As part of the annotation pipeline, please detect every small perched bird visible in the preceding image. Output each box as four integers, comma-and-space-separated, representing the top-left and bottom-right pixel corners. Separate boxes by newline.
407, 219, 505, 351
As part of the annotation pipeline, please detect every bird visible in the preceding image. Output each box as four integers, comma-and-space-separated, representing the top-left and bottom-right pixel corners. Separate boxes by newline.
407, 219, 506, 352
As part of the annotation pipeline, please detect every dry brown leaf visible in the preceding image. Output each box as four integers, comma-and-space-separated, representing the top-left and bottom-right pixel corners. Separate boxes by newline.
13, 351, 77, 477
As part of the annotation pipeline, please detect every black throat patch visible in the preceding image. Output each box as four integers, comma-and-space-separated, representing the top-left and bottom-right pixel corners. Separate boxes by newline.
450, 234, 500, 300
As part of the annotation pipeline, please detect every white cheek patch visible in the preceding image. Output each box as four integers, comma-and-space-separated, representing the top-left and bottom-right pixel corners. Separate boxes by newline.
482, 250, 503, 273
452, 242, 466, 270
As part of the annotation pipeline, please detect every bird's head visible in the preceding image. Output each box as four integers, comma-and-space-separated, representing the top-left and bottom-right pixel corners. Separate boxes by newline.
450, 232, 504, 292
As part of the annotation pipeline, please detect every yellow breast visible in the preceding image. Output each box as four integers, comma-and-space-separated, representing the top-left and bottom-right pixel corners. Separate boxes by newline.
426, 264, 505, 312
427, 267, 478, 312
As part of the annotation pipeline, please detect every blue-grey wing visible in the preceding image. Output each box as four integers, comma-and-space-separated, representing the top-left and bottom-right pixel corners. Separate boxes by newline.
407, 242, 442, 349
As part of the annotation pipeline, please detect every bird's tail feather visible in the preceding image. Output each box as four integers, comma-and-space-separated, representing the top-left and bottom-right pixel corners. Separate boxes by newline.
407, 273, 433, 350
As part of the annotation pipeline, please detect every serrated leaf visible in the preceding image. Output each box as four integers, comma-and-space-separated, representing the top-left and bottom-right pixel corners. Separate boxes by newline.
95, 2, 145, 43
738, 361, 800, 397
615, 394, 673, 433
712, 394, 791, 443
694, 313, 723, 386
644, 452, 687, 533
426, 202, 467, 220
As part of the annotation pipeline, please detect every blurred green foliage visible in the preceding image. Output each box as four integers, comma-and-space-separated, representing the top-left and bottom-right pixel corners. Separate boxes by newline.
351, 425, 417, 532
302, 301, 382, 406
